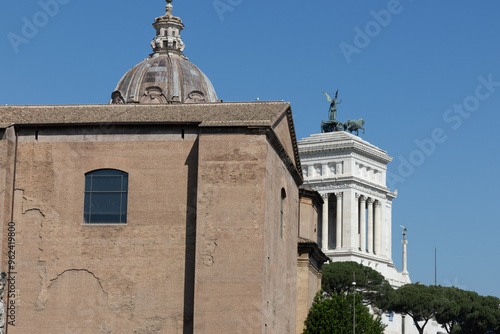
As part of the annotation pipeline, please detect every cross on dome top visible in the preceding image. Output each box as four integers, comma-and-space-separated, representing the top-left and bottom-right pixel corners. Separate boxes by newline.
150, 0, 186, 57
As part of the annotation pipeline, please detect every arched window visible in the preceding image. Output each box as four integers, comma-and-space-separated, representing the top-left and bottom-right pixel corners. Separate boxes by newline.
281, 188, 286, 239
84, 169, 128, 224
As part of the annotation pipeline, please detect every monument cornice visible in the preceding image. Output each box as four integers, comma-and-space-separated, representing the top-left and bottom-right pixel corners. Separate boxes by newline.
300, 152, 388, 170
323, 249, 393, 266
298, 132, 392, 164
304, 176, 394, 199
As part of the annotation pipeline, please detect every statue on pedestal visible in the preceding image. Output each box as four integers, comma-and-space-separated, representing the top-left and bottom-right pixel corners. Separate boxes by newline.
321, 90, 343, 133
320, 90, 366, 136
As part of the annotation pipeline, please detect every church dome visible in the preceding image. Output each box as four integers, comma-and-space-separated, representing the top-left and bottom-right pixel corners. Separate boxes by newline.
111, 0, 219, 105
114, 54, 218, 104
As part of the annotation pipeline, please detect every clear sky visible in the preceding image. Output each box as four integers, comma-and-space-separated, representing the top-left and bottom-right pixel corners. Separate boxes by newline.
2, 0, 500, 297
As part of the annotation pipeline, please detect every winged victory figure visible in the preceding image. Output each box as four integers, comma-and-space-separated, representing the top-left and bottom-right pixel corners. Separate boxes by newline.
322, 89, 342, 121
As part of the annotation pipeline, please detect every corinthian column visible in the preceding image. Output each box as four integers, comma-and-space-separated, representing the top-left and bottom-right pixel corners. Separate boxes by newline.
367, 198, 374, 253
374, 200, 382, 255
359, 196, 366, 252
322, 193, 329, 251
335, 192, 343, 249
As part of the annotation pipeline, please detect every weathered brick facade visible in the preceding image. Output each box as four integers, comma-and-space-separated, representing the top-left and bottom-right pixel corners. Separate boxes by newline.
0, 102, 318, 333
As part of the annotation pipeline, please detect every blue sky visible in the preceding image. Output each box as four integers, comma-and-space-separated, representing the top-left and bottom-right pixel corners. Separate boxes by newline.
2, 0, 500, 297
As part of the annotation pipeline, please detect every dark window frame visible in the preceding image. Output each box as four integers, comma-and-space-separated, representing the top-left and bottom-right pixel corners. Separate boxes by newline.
84, 169, 128, 224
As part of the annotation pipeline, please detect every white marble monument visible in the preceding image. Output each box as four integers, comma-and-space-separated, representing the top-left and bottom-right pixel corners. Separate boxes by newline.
298, 131, 410, 287
298, 131, 438, 334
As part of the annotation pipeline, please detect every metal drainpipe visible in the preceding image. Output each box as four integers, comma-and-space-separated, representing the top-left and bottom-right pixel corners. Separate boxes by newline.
5, 126, 18, 334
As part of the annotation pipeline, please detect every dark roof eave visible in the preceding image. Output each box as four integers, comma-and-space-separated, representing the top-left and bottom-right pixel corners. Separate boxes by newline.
299, 186, 324, 204
298, 240, 330, 264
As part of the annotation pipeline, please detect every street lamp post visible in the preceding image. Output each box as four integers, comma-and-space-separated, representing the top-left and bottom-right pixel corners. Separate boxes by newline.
353, 272, 356, 334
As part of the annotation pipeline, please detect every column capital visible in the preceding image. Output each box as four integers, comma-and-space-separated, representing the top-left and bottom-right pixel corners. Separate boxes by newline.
335, 192, 343, 199
367, 197, 374, 204
321, 193, 329, 200
359, 195, 366, 202
374, 200, 382, 207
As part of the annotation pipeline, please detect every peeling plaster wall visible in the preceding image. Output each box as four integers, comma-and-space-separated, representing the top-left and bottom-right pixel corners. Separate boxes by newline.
39, 269, 109, 333
1, 122, 302, 333
193, 129, 268, 333
6, 125, 198, 333
262, 136, 299, 334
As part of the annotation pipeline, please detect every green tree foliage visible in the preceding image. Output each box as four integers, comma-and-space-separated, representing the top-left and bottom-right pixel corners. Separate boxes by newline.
434, 286, 471, 333
319, 262, 500, 334
389, 284, 500, 334
435, 287, 500, 334
388, 283, 444, 334
303, 292, 385, 334
321, 261, 392, 308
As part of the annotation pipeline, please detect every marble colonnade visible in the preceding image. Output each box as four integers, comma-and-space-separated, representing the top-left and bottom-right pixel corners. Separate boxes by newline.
321, 192, 383, 255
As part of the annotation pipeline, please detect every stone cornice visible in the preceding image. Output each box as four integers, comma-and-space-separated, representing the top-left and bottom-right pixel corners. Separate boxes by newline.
300, 152, 388, 170
298, 239, 330, 270
386, 191, 397, 199
299, 186, 323, 205
304, 176, 392, 198
285, 106, 303, 179
298, 132, 392, 164
308, 262, 322, 278
323, 249, 393, 266
297, 258, 323, 278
